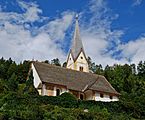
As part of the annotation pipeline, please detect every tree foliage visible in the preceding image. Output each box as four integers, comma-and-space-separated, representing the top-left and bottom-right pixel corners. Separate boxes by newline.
51, 58, 61, 66
0, 57, 145, 119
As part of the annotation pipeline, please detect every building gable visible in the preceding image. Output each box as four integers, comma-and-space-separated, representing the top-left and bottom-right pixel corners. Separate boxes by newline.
31, 63, 42, 88
66, 52, 74, 69
74, 51, 89, 72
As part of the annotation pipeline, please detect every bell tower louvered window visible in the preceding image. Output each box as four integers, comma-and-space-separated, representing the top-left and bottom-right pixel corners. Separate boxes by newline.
79, 66, 84, 71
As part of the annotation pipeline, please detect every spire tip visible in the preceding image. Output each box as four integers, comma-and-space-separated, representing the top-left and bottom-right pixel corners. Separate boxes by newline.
75, 14, 79, 20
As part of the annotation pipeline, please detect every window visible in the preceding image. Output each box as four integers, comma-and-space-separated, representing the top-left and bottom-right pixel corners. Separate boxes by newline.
110, 96, 113, 99
81, 56, 83, 59
56, 89, 60, 96
100, 93, 104, 98
80, 94, 84, 100
70, 58, 71, 60
79, 66, 84, 71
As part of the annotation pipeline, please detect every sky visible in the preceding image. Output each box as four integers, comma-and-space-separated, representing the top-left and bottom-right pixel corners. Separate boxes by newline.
0, 0, 145, 67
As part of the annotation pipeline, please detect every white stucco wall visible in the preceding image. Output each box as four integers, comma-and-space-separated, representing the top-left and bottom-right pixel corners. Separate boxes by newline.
42, 84, 47, 96
66, 52, 89, 72
45, 86, 68, 96
76, 52, 88, 64
66, 53, 74, 69
61, 88, 67, 94
38, 89, 42, 95
53, 86, 56, 96
31, 63, 42, 88
75, 52, 89, 72
95, 92, 119, 102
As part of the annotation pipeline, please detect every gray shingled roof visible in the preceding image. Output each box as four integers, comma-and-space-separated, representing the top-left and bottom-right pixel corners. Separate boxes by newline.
32, 61, 119, 95
70, 17, 85, 60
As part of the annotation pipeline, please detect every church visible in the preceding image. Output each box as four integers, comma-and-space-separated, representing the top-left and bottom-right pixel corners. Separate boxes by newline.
31, 16, 120, 102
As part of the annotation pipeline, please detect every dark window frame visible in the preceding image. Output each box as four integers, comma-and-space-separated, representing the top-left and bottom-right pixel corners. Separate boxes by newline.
80, 94, 84, 100
110, 96, 113, 99
100, 93, 104, 98
56, 88, 61, 96
79, 66, 84, 71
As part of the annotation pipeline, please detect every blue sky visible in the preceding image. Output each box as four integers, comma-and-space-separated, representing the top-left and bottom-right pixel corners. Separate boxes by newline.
0, 0, 145, 66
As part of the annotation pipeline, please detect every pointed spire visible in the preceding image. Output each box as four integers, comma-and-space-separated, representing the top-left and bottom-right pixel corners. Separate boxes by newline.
71, 14, 85, 60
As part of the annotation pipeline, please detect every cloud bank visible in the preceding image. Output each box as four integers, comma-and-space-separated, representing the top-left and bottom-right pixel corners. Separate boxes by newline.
0, 0, 144, 66
0, 1, 74, 63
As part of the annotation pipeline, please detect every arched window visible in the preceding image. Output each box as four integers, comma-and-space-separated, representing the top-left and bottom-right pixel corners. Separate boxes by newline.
80, 94, 84, 100
56, 89, 60, 96
110, 96, 113, 99
100, 93, 104, 98
79, 66, 84, 71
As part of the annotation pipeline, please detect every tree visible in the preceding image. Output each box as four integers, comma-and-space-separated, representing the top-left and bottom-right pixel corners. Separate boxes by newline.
24, 70, 38, 95
62, 62, 67, 68
87, 57, 96, 73
51, 58, 61, 66
130, 64, 136, 75
43, 60, 50, 64
16, 61, 30, 83
137, 61, 145, 79
104, 65, 114, 82
7, 62, 17, 79
95, 64, 104, 75
7, 73, 18, 91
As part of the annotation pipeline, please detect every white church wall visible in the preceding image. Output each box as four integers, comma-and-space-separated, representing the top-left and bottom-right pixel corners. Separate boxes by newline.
47, 89, 54, 96
111, 96, 119, 101
32, 63, 42, 88
61, 88, 67, 94
76, 52, 88, 64
66, 51, 89, 72
95, 92, 119, 102
75, 52, 89, 72
42, 84, 47, 96
66, 53, 74, 70
53, 86, 56, 96
46, 86, 68, 96
38, 89, 42, 95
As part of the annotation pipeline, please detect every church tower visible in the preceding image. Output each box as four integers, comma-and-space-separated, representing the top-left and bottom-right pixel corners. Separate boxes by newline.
66, 15, 89, 72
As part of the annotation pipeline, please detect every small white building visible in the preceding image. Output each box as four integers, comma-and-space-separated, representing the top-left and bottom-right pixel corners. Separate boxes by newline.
31, 15, 120, 102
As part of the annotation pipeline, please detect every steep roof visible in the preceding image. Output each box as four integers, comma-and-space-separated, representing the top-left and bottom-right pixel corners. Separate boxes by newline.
32, 61, 120, 95
70, 15, 86, 60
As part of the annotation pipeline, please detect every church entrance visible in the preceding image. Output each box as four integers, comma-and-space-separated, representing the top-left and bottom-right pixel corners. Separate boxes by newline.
80, 94, 84, 100
56, 89, 60, 96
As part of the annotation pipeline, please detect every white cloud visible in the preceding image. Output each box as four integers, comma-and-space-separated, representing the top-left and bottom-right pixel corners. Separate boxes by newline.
0, 1, 74, 63
132, 0, 143, 6
18, 1, 43, 22
0, 0, 144, 67
80, 0, 145, 67
118, 36, 145, 64
79, 0, 127, 67
39, 12, 74, 42
0, 1, 44, 24
81, 0, 145, 66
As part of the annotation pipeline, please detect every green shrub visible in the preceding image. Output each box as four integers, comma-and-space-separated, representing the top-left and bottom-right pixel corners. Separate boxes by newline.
58, 92, 78, 108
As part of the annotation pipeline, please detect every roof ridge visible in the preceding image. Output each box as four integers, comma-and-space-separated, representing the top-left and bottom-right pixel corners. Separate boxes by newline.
32, 61, 99, 76
82, 76, 100, 92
